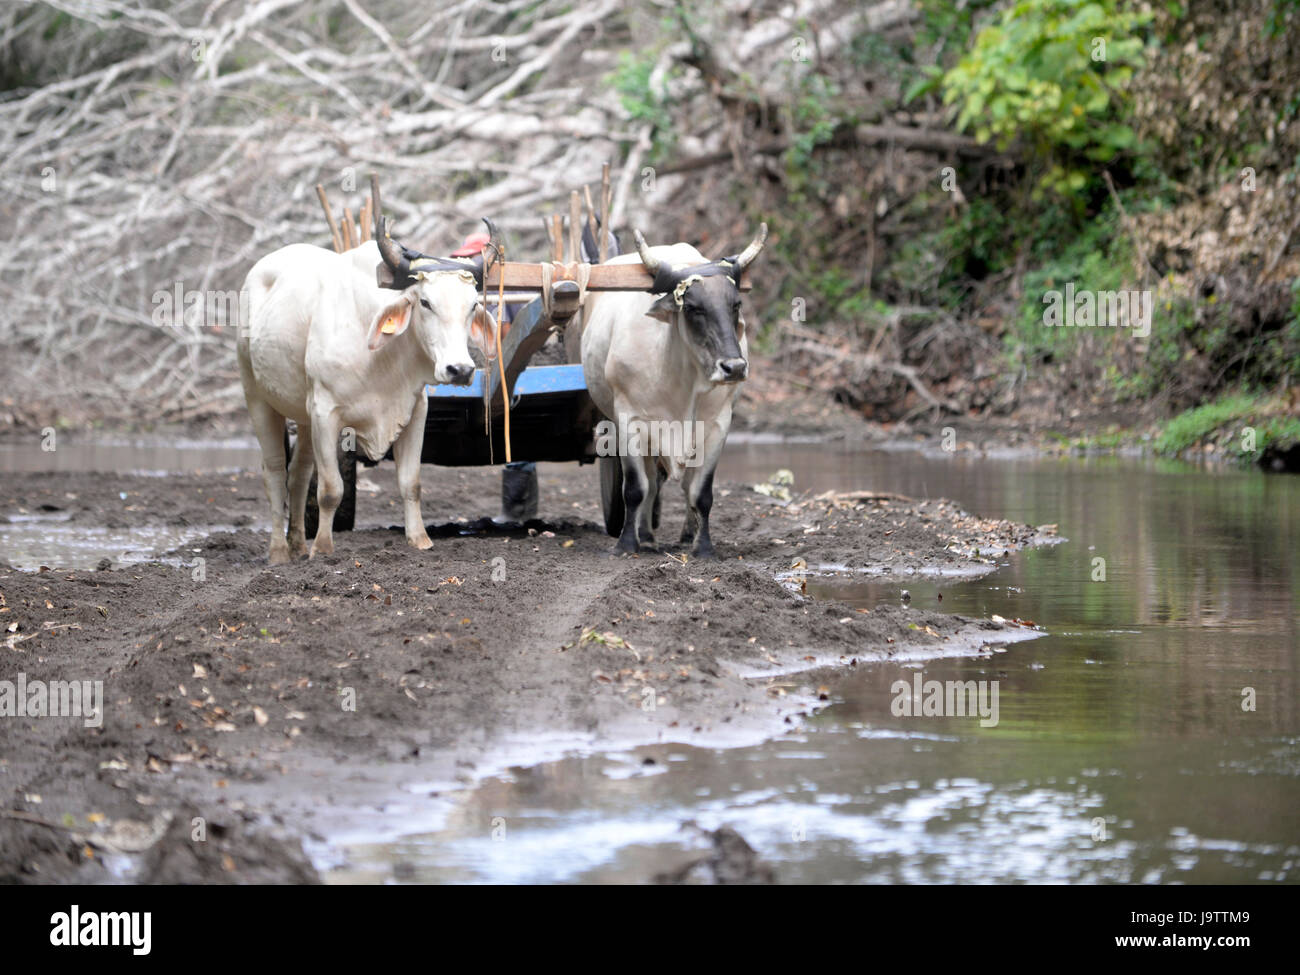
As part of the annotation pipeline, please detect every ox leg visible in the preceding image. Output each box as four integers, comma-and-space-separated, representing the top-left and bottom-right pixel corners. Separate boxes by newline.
393, 394, 433, 550
286, 422, 314, 560
309, 410, 344, 557
679, 472, 699, 547
687, 468, 718, 559
637, 459, 661, 547
651, 464, 665, 533
685, 426, 728, 559
247, 397, 291, 563
614, 452, 648, 555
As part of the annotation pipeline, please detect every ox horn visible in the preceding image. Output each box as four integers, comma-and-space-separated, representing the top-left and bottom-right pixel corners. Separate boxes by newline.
369, 172, 383, 243
633, 229, 663, 277
375, 214, 407, 276
482, 217, 503, 264
733, 222, 768, 272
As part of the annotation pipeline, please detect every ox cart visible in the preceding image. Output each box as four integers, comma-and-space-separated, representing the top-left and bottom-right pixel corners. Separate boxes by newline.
297, 170, 749, 538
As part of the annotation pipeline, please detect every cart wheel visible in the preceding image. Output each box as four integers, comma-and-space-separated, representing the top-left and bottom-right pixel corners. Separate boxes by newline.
599, 455, 624, 537
287, 429, 357, 536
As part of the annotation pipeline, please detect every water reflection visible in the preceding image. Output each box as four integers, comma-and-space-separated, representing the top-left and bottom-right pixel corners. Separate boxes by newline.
0, 438, 261, 475
0, 514, 217, 571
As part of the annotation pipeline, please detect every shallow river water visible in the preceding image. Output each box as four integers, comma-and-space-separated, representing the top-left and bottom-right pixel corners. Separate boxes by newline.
333, 441, 1299, 883
2, 437, 1297, 883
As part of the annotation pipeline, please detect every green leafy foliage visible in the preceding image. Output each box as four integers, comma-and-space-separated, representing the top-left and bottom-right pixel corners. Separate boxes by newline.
939, 0, 1150, 197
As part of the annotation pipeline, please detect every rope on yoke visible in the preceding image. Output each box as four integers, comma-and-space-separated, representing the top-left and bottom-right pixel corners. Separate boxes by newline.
481, 252, 491, 462
481, 237, 511, 465
496, 244, 511, 463
539, 261, 553, 322
572, 261, 592, 313
564, 262, 592, 357
539, 260, 592, 325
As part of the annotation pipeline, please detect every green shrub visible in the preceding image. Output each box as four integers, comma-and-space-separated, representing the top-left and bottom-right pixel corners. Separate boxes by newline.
786, 75, 843, 171
1154, 394, 1262, 454
1011, 204, 1130, 358
1152, 393, 1300, 463
935, 0, 1151, 198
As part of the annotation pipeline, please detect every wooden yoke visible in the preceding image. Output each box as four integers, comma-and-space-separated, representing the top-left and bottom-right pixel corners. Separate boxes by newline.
484, 261, 753, 293
351, 168, 759, 427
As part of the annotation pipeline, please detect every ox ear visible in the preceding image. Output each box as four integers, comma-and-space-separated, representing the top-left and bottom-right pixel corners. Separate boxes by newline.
646, 293, 678, 324
367, 293, 414, 351
470, 305, 499, 361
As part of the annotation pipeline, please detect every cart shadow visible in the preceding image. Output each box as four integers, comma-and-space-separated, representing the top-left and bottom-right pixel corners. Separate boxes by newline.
415, 516, 604, 539
376, 517, 700, 556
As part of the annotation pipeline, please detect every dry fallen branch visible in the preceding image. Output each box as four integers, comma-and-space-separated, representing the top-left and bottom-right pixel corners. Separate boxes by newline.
0, 0, 919, 427
0, 0, 639, 424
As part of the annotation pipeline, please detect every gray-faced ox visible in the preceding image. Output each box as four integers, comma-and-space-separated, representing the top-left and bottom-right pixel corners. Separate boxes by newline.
237, 220, 497, 562
581, 223, 767, 557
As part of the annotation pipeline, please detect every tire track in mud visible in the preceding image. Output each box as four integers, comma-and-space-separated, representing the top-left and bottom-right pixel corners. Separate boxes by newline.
501, 556, 637, 719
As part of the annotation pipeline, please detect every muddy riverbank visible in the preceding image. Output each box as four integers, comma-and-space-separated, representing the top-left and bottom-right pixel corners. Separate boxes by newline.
0, 459, 1052, 883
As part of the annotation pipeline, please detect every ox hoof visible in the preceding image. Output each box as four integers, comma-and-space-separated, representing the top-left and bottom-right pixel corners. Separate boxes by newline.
407, 534, 434, 551
310, 538, 334, 558
692, 545, 718, 561
269, 547, 291, 564
288, 539, 309, 560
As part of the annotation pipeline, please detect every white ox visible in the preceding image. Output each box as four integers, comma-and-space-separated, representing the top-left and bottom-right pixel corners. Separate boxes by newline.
238, 228, 493, 562
582, 224, 767, 557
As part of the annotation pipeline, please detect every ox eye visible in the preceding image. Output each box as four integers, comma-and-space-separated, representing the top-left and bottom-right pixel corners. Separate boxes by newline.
419, 298, 433, 311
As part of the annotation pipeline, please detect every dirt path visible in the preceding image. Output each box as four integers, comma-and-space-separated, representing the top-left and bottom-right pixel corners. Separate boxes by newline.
0, 459, 1053, 882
